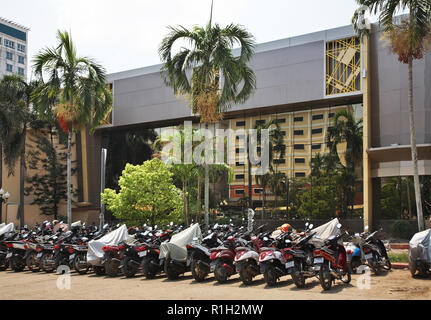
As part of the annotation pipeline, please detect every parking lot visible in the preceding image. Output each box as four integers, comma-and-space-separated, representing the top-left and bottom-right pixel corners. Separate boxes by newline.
0, 269, 429, 300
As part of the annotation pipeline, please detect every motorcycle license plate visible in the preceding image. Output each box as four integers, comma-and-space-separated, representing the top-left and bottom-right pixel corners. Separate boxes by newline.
365, 253, 373, 260
139, 251, 147, 257
6, 253, 12, 259
314, 257, 324, 264
37, 253, 43, 258
69, 254, 76, 260
285, 261, 294, 269
210, 264, 215, 272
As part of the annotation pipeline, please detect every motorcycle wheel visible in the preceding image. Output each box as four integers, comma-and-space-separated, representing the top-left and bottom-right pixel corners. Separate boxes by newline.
73, 254, 89, 275
40, 253, 55, 273
93, 265, 105, 276
0, 257, 8, 271
214, 263, 229, 284
383, 258, 392, 271
164, 258, 180, 280
291, 262, 306, 288
122, 257, 138, 278
105, 259, 120, 277
190, 259, 207, 282
349, 257, 361, 274
10, 257, 25, 272
340, 270, 351, 284
264, 264, 278, 287
409, 261, 417, 277
26, 252, 40, 272
319, 263, 332, 291
239, 264, 253, 285
142, 257, 158, 279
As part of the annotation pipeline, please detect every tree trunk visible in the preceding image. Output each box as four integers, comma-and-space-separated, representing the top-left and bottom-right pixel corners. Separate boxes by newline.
18, 127, 26, 228
262, 187, 266, 217
204, 124, 209, 230
67, 128, 72, 226
408, 55, 425, 231
406, 176, 413, 219
196, 175, 201, 223
183, 180, 188, 227
248, 149, 252, 210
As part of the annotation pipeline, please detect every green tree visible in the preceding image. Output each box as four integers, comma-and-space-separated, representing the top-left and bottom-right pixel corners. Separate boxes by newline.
101, 158, 183, 226
158, 4, 256, 229
0, 75, 39, 227
353, 0, 431, 231
33, 30, 112, 225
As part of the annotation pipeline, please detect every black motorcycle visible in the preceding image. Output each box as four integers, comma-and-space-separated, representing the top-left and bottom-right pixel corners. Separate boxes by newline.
361, 228, 391, 275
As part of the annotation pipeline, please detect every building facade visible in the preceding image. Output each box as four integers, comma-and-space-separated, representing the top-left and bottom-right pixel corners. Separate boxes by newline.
0, 17, 29, 79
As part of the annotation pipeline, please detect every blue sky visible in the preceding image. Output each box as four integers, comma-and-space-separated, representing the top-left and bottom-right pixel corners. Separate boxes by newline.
2, 0, 387, 75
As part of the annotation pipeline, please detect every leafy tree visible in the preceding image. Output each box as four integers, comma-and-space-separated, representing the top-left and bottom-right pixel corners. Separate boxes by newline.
24, 130, 77, 219
0, 75, 39, 227
158, 4, 256, 229
101, 158, 184, 226
33, 30, 112, 225
353, 0, 431, 231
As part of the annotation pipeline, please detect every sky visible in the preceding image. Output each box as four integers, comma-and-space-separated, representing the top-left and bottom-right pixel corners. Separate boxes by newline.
2, 0, 385, 75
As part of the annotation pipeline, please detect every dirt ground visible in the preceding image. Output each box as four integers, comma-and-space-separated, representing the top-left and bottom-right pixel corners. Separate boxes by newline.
0, 268, 430, 300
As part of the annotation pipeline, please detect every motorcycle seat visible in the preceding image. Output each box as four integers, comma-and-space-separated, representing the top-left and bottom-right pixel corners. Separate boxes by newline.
259, 247, 275, 252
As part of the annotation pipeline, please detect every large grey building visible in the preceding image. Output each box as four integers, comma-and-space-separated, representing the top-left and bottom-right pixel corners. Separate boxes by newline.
0, 17, 29, 79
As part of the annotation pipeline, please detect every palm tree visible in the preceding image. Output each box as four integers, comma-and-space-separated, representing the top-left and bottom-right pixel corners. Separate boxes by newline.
352, 1, 431, 231
253, 119, 285, 214
158, 4, 256, 229
33, 30, 112, 225
0, 75, 39, 227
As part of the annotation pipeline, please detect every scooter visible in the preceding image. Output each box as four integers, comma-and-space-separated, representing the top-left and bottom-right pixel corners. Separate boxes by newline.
313, 223, 351, 291
361, 226, 391, 275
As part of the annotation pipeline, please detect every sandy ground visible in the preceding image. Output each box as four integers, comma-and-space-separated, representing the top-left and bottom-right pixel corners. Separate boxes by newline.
0, 268, 430, 300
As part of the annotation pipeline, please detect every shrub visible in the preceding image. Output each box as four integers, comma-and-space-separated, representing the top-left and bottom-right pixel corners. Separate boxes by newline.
390, 220, 416, 240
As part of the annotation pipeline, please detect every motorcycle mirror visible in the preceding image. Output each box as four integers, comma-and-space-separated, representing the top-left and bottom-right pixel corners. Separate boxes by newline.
263, 237, 269, 241
364, 225, 369, 231
285, 239, 291, 244
355, 233, 360, 237
305, 222, 309, 227
143, 224, 147, 227
148, 227, 153, 231
309, 224, 313, 229
170, 222, 174, 226
148, 233, 153, 237
336, 223, 342, 229
230, 219, 232, 222
154, 225, 158, 229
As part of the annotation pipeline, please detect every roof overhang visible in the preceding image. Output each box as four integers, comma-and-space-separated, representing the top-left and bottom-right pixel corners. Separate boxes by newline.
368, 144, 431, 163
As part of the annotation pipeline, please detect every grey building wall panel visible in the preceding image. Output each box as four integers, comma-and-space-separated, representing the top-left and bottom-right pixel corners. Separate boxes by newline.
370, 28, 431, 148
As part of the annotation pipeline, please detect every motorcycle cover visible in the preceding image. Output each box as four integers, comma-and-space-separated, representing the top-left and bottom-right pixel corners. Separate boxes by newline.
0, 223, 14, 237
159, 223, 202, 261
409, 229, 431, 263
309, 218, 341, 247
87, 225, 131, 266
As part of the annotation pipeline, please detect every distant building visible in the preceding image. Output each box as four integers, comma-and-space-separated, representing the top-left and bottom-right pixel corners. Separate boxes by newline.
0, 17, 29, 79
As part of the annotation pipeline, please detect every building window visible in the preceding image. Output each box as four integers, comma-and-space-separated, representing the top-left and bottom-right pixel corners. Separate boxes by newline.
4, 39, 14, 49
236, 121, 246, 127
273, 159, 286, 164
6, 52, 13, 60
326, 37, 361, 95
18, 55, 24, 64
236, 135, 246, 140
294, 130, 304, 136
275, 118, 286, 124
312, 144, 321, 150
294, 144, 305, 150
281, 131, 286, 136
295, 172, 306, 178
236, 148, 245, 154
312, 114, 324, 121
295, 158, 306, 164
328, 112, 335, 118
6, 64, 12, 72
235, 189, 245, 196
254, 188, 263, 194
312, 128, 323, 134
236, 162, 244, 167
294, 116, 304, 122
17, 44, 25, 52
255, 120, 266, 126
18, 67, 24, 75
235, 174, 245, 180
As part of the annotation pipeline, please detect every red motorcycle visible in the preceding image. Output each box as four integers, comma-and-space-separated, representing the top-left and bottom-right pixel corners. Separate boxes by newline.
102, 245, 122, 277
313, 224, 351, 291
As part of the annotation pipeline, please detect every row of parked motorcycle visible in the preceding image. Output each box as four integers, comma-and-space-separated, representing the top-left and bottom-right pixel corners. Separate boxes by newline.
0, 218, 393, 291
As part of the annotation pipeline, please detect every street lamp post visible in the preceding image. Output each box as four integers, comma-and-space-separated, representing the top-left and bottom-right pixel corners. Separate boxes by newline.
0, 188, 10, 223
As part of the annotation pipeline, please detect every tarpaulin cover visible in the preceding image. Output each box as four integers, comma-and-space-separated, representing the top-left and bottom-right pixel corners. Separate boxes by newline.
0, 223, 14, 237
87, 225, 131, 266
409, 229, 431, 263
159, 224, 202, 261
